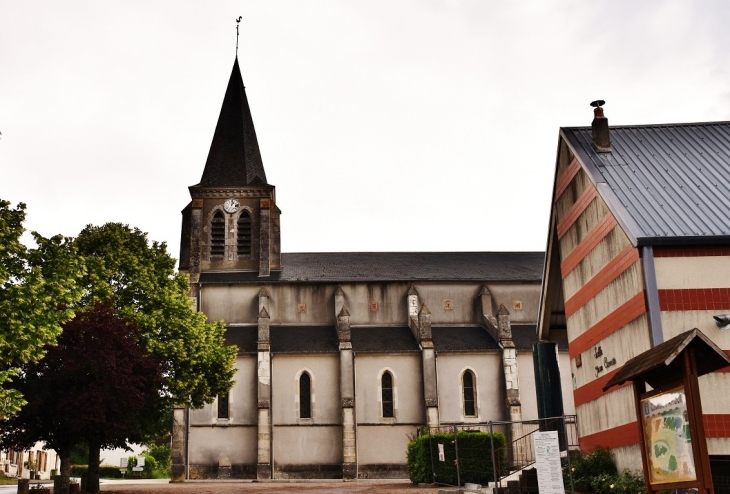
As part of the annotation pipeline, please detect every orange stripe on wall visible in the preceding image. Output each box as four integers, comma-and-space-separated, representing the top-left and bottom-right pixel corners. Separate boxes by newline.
564, 246, 640, 318
569, 292, 647, 359
561, 214, 617, 277
579, 421, 641, 451
555, 158, 581, 200
578, 415, 730, 452
704, 414, 730, 438
573, 368, 631, 408
658, 288, 730, 311
557, 186, 598, 239
654, 246, 730, 258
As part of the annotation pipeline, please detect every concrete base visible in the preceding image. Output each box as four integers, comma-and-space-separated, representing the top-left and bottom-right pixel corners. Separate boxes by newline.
342, 463, 357, 480
188, 464, 256, 480
356, 463, 409, 479
257, 463, 272, 480
273, 463, 342, 479
170, 464, 186, 482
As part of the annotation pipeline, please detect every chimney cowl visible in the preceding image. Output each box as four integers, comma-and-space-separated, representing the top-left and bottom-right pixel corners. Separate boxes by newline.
591, 102, 611, 153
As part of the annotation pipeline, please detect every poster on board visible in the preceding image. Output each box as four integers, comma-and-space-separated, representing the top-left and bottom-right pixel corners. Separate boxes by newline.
641, 386, 696, 485
533, 430, 565, 494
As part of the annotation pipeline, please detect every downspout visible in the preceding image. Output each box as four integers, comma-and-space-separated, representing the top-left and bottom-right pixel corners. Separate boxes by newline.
353, 351, 359, 479
270, 354, 274, 479
186, 407, 190, 480
641, 246, 664, 346
434, 351, 440, 425
189, 281, 202, 480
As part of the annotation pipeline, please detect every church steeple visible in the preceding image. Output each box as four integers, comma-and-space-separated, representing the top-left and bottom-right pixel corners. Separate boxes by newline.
196, 58, 267, 187
181, 57, 281, 281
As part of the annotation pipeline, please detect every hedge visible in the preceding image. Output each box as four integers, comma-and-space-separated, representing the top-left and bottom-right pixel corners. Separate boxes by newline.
407, 430, 506, 485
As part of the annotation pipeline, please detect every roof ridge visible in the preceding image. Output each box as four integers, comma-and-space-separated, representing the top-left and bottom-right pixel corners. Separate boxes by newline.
563, 120, 730, 131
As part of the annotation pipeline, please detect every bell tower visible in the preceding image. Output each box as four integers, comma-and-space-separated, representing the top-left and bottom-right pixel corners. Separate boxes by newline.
178, 58, 282, 284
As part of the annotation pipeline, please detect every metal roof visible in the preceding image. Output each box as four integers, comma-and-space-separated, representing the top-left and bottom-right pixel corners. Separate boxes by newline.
199, 251, 545, 283
563, 122, 730, 245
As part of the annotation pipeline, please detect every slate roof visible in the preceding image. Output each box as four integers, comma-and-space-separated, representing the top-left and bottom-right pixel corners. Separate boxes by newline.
194, 58, 268, 187
224, 326, 258, 354
431, 326, 499, 352
563, 122, 730, 245
511, 324, 539, 350
270, 326, 338, 354
199, 251, 545, 283
350, 327, 420, 353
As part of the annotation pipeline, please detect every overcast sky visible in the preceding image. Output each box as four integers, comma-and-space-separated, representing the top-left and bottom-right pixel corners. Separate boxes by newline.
2, 1, 730, 263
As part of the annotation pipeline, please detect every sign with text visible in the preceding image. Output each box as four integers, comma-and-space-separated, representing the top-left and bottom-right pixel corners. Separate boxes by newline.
438, 443, 445, 462
533, 431, 565, 494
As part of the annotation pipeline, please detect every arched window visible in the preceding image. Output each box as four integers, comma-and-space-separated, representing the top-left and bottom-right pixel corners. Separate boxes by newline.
299, 372, 311, 419
463, 370, 476, 417
217, 393, 229, 419
237, 210, 252, 257
381, 371, 394, 418
210, 211, 225, 259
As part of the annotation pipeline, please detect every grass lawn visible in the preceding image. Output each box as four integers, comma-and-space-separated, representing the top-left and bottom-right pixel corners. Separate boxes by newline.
0, 478, 18, 485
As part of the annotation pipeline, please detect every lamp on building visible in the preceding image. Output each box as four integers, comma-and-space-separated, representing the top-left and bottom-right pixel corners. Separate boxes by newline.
713, 314, 730, 330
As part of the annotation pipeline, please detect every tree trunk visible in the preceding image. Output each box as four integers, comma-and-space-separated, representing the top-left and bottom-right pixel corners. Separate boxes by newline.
59, 452, 71, 494
86, 442, 100, 493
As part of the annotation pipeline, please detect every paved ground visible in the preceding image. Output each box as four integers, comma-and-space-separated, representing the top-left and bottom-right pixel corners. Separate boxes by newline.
98, 480, 439, 494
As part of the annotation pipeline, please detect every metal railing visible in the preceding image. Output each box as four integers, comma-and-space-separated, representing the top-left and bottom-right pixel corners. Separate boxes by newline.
419, 415, 579, 492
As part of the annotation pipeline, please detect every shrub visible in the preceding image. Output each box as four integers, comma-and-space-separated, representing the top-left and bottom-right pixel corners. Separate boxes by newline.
564, 447, 618, 492
590, 470, 646, 494
562, 447, 645, 493
407, 430, 506, 485
146, 444, 171, 471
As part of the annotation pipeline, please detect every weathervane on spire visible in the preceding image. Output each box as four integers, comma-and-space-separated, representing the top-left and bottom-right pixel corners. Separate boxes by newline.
236, 16, 242, 58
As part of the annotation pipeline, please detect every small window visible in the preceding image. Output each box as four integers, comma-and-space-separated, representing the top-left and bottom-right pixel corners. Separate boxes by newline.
217, 393, 229, 419
382, 371, 394, 418
237, 210, 252, 256
210, 211, 225, 259
463, 370, 476, 417
299, 372, 311, 419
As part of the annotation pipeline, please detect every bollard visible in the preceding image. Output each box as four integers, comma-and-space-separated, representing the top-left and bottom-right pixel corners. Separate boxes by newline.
17, 478, 30, 494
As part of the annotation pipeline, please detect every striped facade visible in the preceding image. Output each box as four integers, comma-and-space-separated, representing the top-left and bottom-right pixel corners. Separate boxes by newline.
539, 127, 730, 472
552, 145, 651, 469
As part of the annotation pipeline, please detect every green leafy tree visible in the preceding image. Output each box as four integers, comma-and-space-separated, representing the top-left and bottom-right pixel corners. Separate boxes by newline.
73, 223, 237, 492
74, 223, 237, 409
0, 199, 83, 417
0, 302, 166, 494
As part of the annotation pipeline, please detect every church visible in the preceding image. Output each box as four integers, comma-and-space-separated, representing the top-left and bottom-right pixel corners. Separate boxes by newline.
170, 57, 574, 480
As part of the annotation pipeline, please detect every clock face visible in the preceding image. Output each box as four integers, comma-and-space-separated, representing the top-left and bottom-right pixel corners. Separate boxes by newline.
223, 199, 240, 213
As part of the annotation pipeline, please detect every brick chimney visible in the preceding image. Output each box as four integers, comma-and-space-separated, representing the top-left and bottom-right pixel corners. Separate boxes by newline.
591, 100, 611, 153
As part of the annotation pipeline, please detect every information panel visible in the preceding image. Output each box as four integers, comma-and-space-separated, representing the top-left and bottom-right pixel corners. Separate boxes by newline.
533, 430, 565, 494
641, 386, 696, 485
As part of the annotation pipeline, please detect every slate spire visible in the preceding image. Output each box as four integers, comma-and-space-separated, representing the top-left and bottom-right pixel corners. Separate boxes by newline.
197, 58, 267, 187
